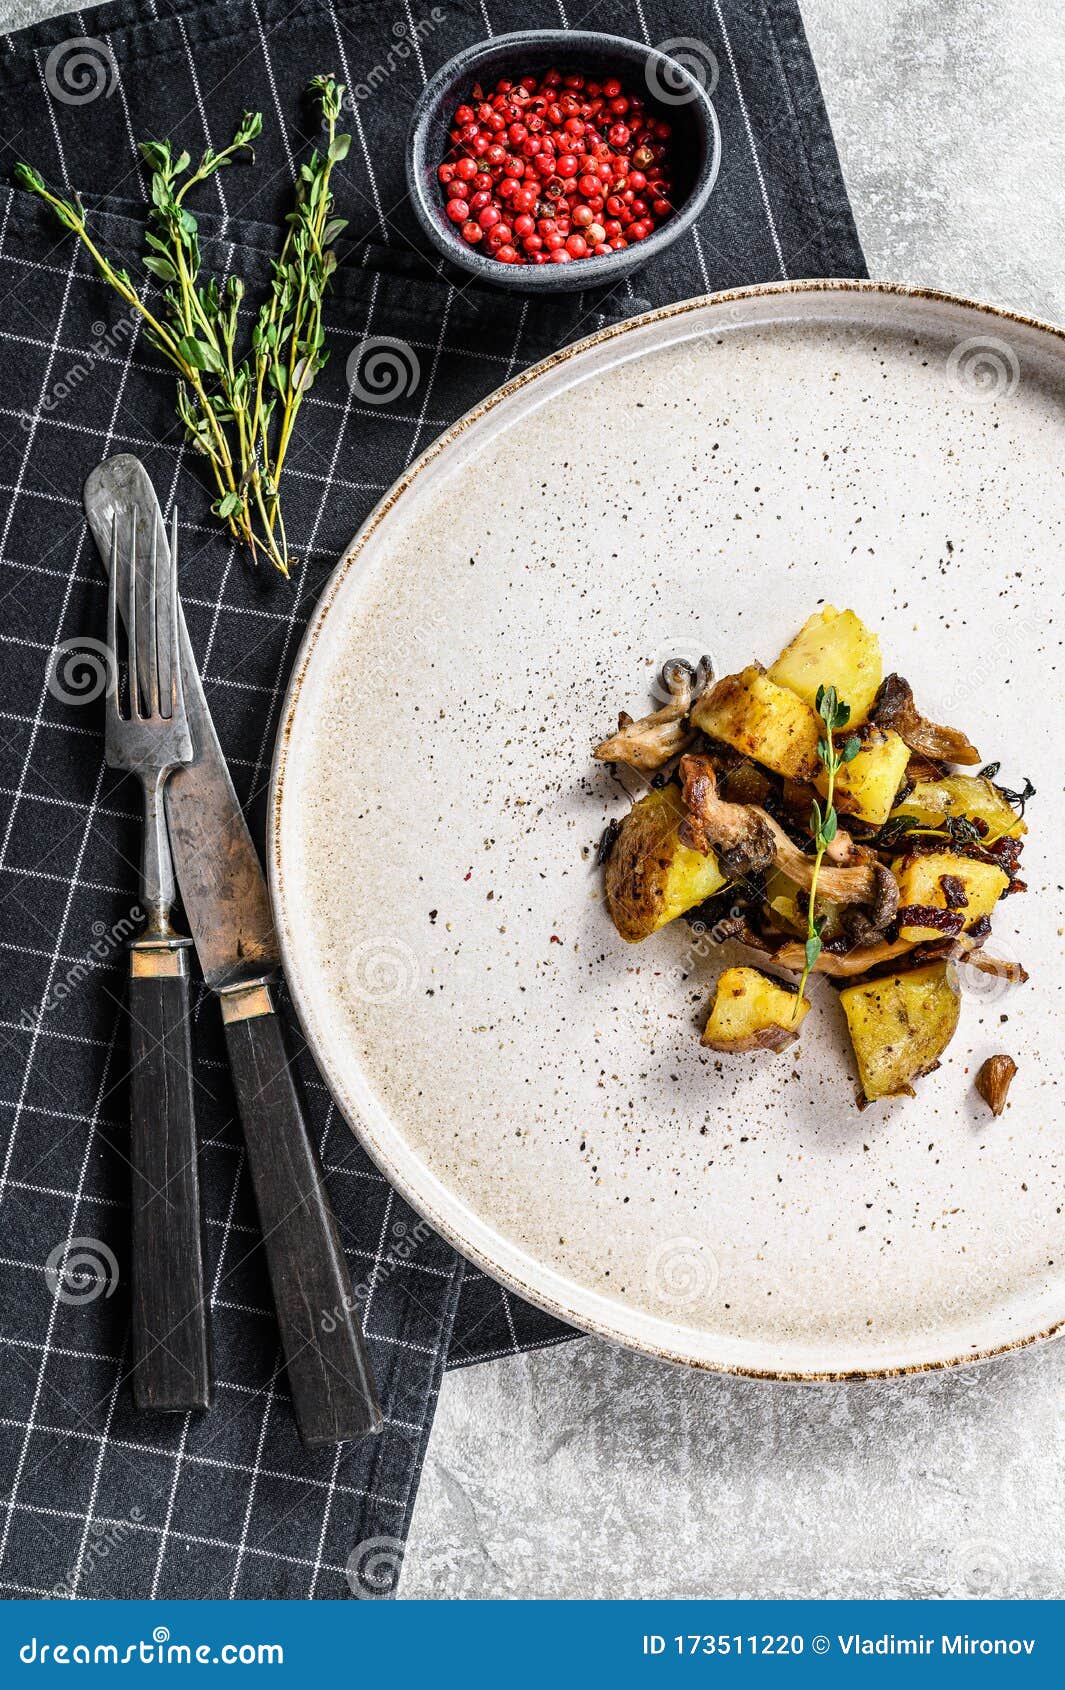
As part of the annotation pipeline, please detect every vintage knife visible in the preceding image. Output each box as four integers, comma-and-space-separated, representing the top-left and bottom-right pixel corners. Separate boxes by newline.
85, 455, 382, 1447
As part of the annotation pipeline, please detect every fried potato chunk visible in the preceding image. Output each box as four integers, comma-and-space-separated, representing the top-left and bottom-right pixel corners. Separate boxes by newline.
692, 666, 822, 782
892, 850, 1009, 942
840, 962, 961, 1103
701, 966, 809, 1052
605, 786, 726, 942
890, 775, 1026, 840
817, 725, 910, 827
767, 605, 883, 724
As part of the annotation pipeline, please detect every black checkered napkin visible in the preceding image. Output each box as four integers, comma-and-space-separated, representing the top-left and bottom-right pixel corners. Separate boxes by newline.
0, 0, 863, 1597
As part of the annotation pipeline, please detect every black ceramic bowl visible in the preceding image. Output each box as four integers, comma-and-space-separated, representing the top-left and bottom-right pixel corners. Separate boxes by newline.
406, 30, 720, 293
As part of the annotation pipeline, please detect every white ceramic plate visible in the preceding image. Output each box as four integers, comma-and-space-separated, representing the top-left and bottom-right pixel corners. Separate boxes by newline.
270, 282, 1065, 1379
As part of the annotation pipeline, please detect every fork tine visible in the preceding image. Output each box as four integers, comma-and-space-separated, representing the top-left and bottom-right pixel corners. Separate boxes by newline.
128, 508, 140, 719
148, 515, 160, 718
169, 505, 185, 720
107, 512, 119, 722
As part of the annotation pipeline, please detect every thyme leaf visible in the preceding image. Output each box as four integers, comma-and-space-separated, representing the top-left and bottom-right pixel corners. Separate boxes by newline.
794, 684, 855, 1013
14, 78, 348, 574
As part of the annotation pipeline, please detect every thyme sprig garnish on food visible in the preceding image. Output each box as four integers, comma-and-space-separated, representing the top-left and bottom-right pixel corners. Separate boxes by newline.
13, 75, 349, 575
794, 685, 861, 1013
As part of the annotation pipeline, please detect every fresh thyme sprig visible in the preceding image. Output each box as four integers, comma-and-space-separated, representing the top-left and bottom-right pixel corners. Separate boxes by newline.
794, 685, 861, 1013
14, 75, 349, 575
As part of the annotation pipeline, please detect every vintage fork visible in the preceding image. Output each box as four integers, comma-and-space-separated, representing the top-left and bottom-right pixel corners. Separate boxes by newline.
104, 507, 209, 1413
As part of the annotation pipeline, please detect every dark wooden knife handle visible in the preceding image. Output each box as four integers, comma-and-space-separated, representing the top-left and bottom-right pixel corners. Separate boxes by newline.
128, 939, 210, 1413
221, 982, 382, 1447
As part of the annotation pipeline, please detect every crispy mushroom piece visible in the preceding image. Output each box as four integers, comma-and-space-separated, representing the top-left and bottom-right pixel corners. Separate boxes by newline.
677, 753, 777, 876
871, 674, 981, 766
678, 754, 887, 909
960, 948, 1028, 986
904, 751, 949, 785
839, 865, 902, 946
759, 930, 1028, 984
975, 1054, 1018, 1116
766, 932, 936, 978
593, 657, 711, 772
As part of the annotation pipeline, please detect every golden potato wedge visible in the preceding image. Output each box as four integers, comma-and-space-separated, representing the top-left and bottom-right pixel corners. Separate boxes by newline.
840, 962, 961, 1103
817, 725, 910, 827
767, 605, 883, 724
702, 966, 809, 1052
890, 775, 1026, 840
692, 666, 822, 782
892, 850, 1009, 941
605, 785, 726, 942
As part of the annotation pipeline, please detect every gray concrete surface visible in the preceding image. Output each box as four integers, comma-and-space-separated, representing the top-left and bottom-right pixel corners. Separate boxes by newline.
2, 0, 1062, 1602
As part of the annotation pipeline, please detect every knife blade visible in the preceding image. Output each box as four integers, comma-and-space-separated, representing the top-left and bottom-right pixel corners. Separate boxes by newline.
84, 455, 277, 990
84, 456, 382, 1446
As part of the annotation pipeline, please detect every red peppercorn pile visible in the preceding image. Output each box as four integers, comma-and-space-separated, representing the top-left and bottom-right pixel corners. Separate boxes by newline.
436, 68, 677, 266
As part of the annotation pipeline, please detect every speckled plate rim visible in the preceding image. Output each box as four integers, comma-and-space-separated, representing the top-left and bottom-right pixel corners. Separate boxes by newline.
269, 279, 1065, 1383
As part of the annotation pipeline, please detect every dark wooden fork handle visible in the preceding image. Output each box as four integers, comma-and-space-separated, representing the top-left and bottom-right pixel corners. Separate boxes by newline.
128, 937, 210, 1412
220, 980, 382, 1447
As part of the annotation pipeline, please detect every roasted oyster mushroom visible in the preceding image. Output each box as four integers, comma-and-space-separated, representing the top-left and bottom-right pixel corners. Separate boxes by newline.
871, 673, 981, 766
593, 656, 711, 772
678, 754, 886, 909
